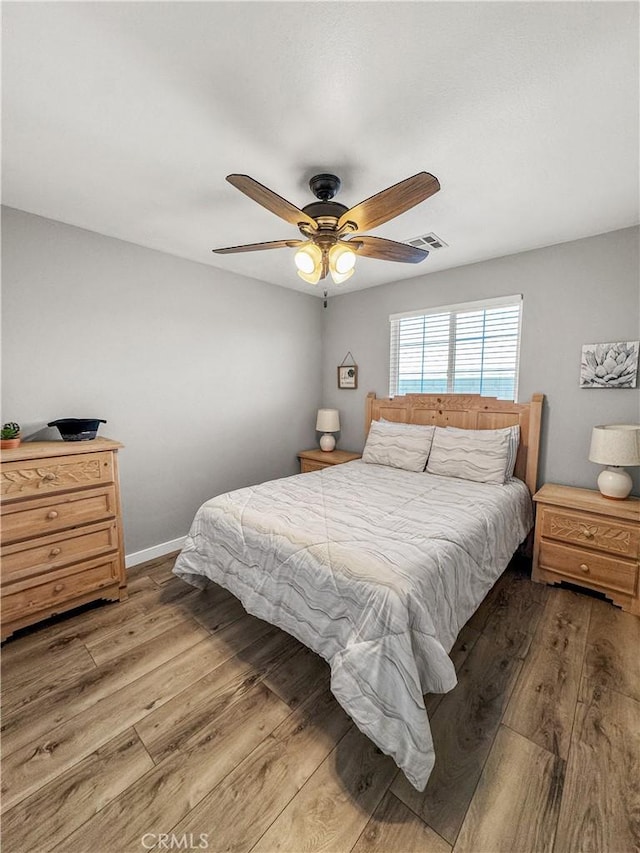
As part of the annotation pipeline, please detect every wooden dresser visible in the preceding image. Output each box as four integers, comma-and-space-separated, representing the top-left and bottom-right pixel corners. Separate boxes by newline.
297, 448, 362, 473
533, 483, 639, 615
1, 439, 127, 640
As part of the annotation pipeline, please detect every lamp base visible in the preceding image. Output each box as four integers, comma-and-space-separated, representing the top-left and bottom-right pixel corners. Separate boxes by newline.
319, 433, 336, 452
597, 466, 633, 500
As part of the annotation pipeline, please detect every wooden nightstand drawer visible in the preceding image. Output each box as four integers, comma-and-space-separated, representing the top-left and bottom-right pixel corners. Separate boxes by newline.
1, 556, 120, 619
1, 486, 118, 544
537, 540, 637, 596
1, 450, 114, 499
300, 459, 329, 473
539, 506, 639, 559
297, 449, 361, 473
1, 520, 119, 583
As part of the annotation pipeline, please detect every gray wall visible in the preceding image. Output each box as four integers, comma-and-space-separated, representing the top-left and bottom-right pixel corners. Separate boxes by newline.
321, 226, 640, 495
3, 209, 638, 560
1, 207, 323, 553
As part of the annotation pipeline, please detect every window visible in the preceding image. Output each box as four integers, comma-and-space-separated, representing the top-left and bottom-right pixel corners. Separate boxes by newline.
389, 295, 522, 400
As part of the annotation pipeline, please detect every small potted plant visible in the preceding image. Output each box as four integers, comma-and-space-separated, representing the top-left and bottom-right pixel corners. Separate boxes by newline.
1, 422, 21, 450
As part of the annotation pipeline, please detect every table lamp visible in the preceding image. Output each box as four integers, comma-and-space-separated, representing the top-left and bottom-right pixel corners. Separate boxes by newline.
588, 424, 640, 499
316, 408, 340, 452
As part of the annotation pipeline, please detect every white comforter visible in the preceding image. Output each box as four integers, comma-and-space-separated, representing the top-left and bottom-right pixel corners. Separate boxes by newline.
174, 460, 532, 790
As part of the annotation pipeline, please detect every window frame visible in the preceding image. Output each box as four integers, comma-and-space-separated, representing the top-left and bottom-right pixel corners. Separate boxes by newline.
389, 294, 523, 401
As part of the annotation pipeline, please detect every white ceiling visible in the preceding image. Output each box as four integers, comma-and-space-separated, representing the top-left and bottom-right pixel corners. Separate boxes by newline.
2, 1, 638, 296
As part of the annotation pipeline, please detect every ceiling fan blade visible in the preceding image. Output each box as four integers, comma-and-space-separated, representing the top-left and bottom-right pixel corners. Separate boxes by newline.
226, 175, 318, 230
212, 239, 304, 255
348, 235, 429, 263
338, 172, 440, 233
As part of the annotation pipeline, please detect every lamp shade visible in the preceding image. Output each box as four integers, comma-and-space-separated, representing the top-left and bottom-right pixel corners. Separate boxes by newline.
588, 424, 640, 466
316, 408, 340, 432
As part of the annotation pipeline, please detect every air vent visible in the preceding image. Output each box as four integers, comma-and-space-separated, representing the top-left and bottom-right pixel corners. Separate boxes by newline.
407, 232, 448, 250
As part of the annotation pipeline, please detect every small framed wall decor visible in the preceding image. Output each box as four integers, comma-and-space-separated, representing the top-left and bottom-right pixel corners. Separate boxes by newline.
338, 352, 358, 389
580, 341, 639, 388
338, 365, 358, 389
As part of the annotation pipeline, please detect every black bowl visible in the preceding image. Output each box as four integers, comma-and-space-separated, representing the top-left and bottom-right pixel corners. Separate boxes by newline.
48, 418, 107, 441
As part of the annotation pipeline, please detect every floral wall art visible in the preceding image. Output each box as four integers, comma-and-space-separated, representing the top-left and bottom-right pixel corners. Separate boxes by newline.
580, 341, 639, 388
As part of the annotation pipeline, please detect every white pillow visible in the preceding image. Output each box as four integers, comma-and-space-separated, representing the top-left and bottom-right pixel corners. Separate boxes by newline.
362, 420, 435, 472
426, 425, 520, 484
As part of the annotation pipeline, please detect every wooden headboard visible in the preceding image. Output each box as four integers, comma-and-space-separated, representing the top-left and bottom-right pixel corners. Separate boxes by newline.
365, 392, 544, 494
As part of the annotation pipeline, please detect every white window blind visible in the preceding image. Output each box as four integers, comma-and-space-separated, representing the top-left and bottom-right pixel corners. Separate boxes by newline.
389, 295, 522, 400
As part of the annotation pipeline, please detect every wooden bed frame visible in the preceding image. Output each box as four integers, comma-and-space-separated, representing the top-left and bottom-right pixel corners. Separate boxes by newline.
365, 392, 544, 494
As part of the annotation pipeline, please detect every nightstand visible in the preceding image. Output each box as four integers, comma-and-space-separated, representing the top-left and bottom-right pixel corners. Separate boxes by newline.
532, 483, 639, 615
297, 449, 361, 474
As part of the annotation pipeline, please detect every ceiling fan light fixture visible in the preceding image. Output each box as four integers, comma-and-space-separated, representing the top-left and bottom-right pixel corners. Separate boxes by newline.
329, 243, 357, 276
329, 266, 354, 285
297, 268, 322, 285
294, 242, 322, 275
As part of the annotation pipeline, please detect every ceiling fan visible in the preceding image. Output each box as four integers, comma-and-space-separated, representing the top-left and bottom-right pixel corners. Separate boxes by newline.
212, 171, 440, 285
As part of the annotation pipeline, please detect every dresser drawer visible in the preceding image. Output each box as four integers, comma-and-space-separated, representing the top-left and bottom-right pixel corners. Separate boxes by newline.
1, 486, 118, 544
539, 506, 639, 559
1, 451, 114, 500
1, 556, 120, 620
1, 520, 118, 583
537, 540, 638, 596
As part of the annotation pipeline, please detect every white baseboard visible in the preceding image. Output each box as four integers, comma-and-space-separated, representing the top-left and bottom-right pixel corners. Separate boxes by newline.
125, 536, 187, 569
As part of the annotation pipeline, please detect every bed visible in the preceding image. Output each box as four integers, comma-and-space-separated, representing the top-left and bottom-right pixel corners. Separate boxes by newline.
174, 392, 544, 791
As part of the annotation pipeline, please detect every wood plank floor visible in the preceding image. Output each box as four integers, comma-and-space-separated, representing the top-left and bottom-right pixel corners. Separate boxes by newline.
2, 553, 638, 853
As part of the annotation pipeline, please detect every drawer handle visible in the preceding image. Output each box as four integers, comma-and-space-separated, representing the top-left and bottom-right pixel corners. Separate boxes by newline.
46, 511, 59, 520
579, 563, 590, 573
42, 472, 57, 482
49, 547, 62, 557
53, 583, 64, 593
582, 529, 594, 539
